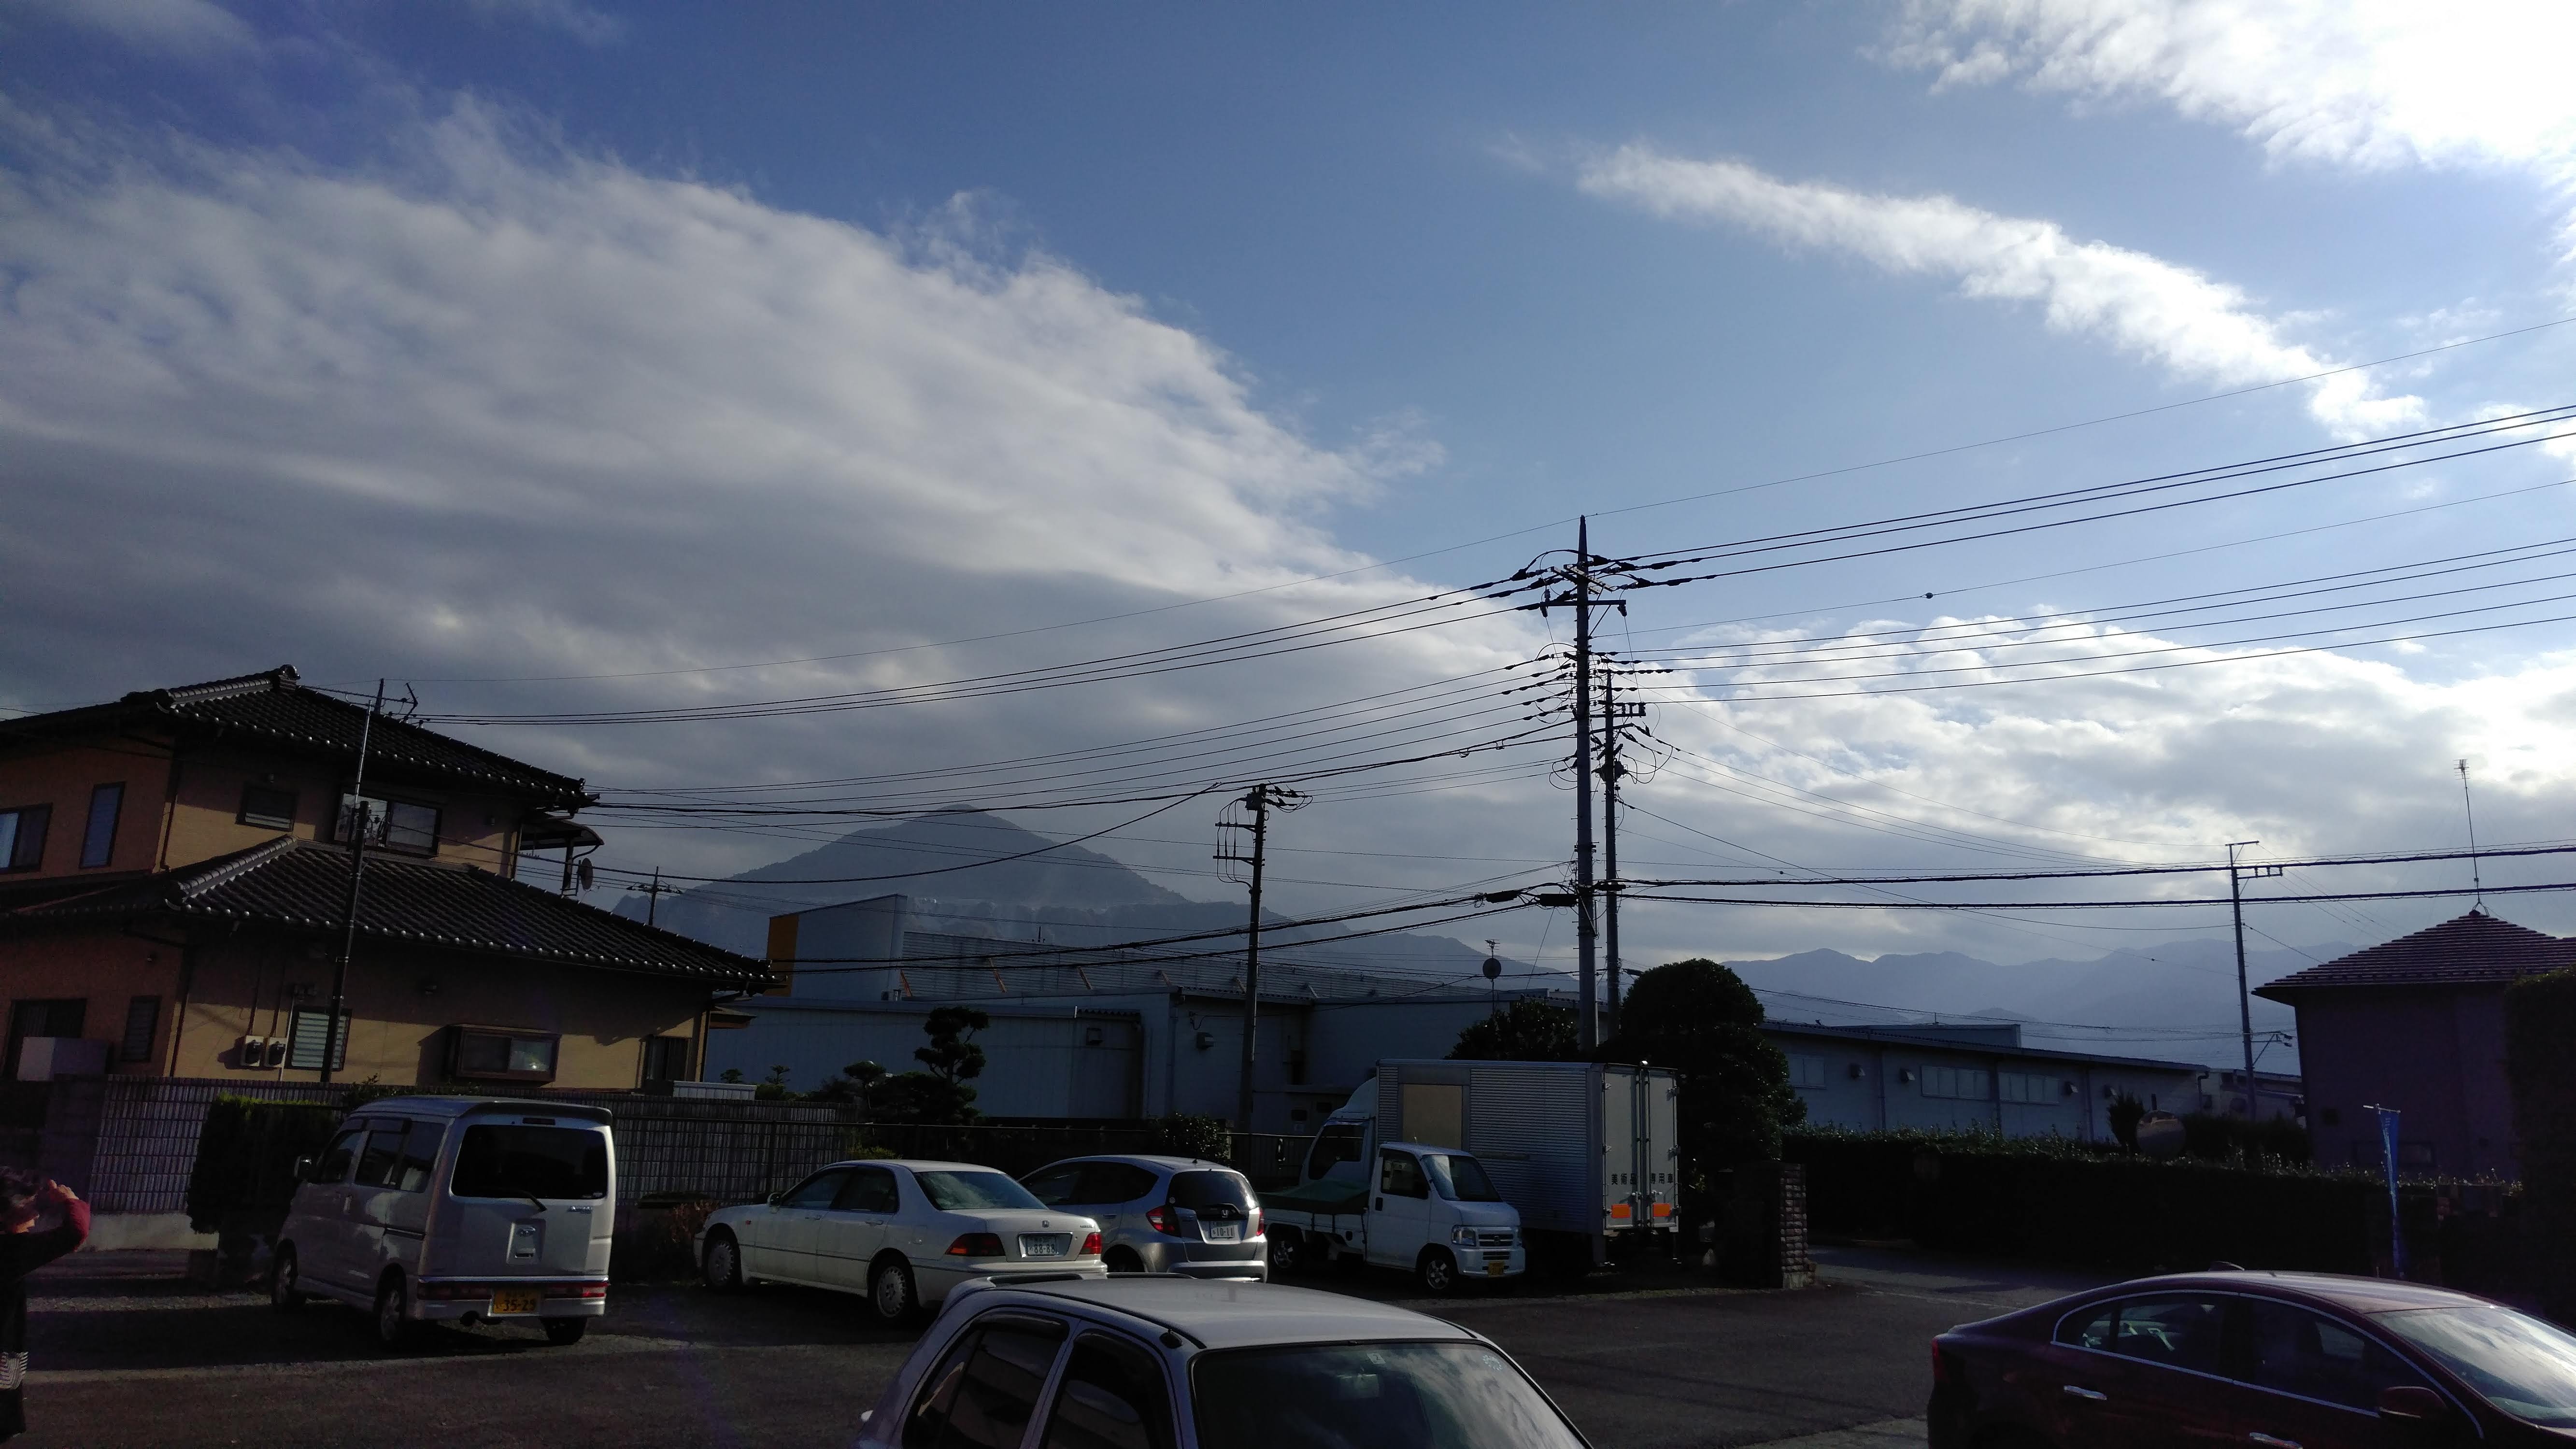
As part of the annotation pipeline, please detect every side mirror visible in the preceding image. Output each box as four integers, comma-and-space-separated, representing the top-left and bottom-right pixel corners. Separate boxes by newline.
2377, 1385, 2452, 1428
766, 1191, 786, 1208
293, 1156, 314, 1182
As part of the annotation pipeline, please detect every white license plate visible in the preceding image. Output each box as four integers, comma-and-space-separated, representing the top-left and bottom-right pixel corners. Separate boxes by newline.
1204, 1223, 1239, 1243
1021, 1237, 1067, 1258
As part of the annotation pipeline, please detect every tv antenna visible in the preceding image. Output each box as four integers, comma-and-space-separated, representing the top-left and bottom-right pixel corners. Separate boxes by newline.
2458, 759, 2485, 909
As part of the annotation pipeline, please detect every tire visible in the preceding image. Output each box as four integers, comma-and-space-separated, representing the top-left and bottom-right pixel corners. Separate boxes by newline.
702, 1232, 743, 1293
1265, 1231, 1295, 1275
869, 1256, 919, 1326
1103, 1247, 1145, 1275
269, 1245, 304, 1313
1418, 1247, 1460, 1295
543, 1317, 588, 1346
371, 1274, 413, 1350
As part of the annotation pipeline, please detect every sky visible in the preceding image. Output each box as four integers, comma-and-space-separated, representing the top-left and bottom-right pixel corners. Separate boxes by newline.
10, 0, 2576, 1037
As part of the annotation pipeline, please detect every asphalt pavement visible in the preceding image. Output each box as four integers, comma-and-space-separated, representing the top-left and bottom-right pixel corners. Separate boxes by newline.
17, 1246, 2107, 1448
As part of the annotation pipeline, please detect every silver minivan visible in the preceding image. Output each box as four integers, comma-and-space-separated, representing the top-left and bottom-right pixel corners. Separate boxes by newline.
1018, 1154, 1267, 1280
270, 1096, 614, 1347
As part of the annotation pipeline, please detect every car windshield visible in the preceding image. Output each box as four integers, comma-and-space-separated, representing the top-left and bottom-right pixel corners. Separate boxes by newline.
449, 1125, 609, 1201
915, 1170, 1045, 1212
2380, 1306, 2576, 1427
1192, 1340, 1584, 1449
1421, 1154, 1501, 1202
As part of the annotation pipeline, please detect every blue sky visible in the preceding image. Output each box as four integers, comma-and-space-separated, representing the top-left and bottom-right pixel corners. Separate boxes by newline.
9, 0, 2576, 1024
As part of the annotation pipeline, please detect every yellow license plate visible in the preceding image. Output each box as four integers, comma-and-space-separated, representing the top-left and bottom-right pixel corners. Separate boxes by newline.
1485, 1261, 1506, 1277
492, 1289, 541, 1315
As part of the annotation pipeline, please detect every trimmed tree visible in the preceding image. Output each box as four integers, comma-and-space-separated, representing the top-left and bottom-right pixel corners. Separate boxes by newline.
1599, 958, 1806, 1175
1449, 999, 1582, 1062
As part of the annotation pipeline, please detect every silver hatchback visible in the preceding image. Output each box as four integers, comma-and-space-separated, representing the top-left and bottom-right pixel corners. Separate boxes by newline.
1019, 1155, 1267, 1280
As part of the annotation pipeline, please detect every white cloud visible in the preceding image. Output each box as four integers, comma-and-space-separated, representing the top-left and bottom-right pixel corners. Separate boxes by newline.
1884, 1, 2576, 253
464, 0, 624, 47
1576, 145, 2424, 438
11, 0, 255, 54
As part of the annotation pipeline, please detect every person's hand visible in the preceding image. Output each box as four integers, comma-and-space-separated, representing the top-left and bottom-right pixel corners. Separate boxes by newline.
39, 1179, 77, 1204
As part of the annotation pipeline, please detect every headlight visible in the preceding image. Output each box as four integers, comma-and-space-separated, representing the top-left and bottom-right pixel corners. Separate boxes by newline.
1451, 1225, 1479, 1247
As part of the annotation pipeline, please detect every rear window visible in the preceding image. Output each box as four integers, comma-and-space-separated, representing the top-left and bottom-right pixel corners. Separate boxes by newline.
1169, 1170, 1255, 1213
1191, 1341, 1583, 1449
916, 1170, 1045, 1212
450, 1124, 609, 1201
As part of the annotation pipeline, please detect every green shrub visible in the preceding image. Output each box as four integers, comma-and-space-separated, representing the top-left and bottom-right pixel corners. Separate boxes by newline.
1152, 1114, 1233, 1162
185, 1095, 341, 1234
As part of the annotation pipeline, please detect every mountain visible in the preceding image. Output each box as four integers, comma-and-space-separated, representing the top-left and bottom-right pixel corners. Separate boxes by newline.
1724, 937, 2337, 1073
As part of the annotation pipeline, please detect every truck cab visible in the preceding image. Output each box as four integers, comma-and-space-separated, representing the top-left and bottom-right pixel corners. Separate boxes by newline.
1263, 1136, 1525, 1293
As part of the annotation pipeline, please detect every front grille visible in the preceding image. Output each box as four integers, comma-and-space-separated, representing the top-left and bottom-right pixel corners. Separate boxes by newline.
1476, 1230, 1515, 1249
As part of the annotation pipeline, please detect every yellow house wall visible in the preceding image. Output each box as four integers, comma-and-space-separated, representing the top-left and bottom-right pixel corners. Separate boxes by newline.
0, 932, 185, 1075
0, 741, 178, 879
172, 935, 705, 1089
157, 741, 522, 874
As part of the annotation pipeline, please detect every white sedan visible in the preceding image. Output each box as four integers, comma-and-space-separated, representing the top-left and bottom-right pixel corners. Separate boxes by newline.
697, 1158, 1105, 1323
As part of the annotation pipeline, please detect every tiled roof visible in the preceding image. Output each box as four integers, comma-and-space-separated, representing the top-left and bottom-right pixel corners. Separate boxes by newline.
5, 838, 770, 988
0, 667, 589, 808
2254, 910, 2576, 999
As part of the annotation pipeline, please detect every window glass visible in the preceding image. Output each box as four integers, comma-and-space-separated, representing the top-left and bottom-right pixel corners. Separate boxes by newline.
452, 1028, 558, 1080
450, 1124, 609, 1201
1191, 1341, 1584, 1449
2108, 1296, 2228, 1375
916, 1171, 1046, 1212
1042, 1333, 1175, 1449
311, 1128, 365, 1184
1306, 1123, 1365, 1181
2382, 1306, 2576, 1428
1088, 1164, 1160, 1204
355, 1125, 407, 1188
119, 995, 160, 1063
339, 794, 440, 855
0, 804, 51, 871
2056, 1303, 2117, 1350
1378, 1151, 1428, 1199
2239, 1298, 2424, 1410
1023, 1165, 1086, 1206
905, 1316, 1070, 1449
1422, 1155, 1501, 1203
640, 1036, 688, 1082
396, 1120, 444, 1192
285, 1008, 349, 1072
783, 1169, 853, 1209
80, 782, 123, 868
1168, 1170, 1255, 1213
239, 784, 297, 831
837, 1167, 900, 1214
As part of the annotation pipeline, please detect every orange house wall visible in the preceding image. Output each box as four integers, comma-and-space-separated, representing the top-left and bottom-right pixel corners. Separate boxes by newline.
0, 742, 177, 879
0, 933, 183, 1075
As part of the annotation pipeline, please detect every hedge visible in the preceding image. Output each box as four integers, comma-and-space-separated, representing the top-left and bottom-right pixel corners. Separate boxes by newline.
185, 1095, 342, 1235
2506, 969, 2576, 1319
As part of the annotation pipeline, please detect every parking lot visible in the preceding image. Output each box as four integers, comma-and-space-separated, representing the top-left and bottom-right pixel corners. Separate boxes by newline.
18, 1247, 2105, 1448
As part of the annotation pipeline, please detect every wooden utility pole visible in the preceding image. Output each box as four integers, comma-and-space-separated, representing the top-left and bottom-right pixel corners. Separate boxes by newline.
321, 680, 385, 1086
1218, 785, 1301, 1130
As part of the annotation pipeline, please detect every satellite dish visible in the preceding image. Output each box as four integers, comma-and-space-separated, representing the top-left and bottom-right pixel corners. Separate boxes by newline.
575, 858, 594, 892
1482, 957, 1502, 981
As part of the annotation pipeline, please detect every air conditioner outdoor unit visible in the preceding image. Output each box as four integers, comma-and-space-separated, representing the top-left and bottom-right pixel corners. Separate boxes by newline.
236, 1035, 264, 1065
262, 1037, 290, 1068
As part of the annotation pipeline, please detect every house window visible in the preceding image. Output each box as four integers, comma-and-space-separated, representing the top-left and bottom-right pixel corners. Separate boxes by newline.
450, 1026, 560, 1084
5, 998, 85, 1077
80, 783, 123, 869
285, 1008, 351, 1072
120, 996, 161, 1064
0, 805, 50, 872
1789, 1053, 1828, 1089
1922, 1065, 1992, 1100
239, 784, 298, 831
337, 793, 440, 856
640, 1035, 690, 1084
2000, 1072, 2066, 1104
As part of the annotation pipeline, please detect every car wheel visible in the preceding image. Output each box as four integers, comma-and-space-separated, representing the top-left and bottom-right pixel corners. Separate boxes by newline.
543, 1318, 587, 1346
703, 1231, 743, 1293
1418, 1247, 1460, 1295
869, 1256, 919, 1326
1104, 1247, 1145, 1275
371, 1274, 413, 1350
269, 1245, 304, 1312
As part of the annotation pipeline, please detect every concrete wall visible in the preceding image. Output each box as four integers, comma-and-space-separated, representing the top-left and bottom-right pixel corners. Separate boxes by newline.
1768, 1029, 2206, 1141
762, 894, 906, 1001
2296, 987, 2512, 1179
705, 997, 1146, 1118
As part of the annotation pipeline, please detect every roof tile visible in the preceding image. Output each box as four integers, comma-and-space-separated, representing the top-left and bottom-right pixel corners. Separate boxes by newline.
2254, 910, 2576, 999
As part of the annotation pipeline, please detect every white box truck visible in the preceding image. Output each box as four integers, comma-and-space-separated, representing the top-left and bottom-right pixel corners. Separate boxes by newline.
1270, 1058, 1680, 1274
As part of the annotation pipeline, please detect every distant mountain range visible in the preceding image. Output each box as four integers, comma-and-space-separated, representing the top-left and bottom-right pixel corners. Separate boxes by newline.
611, 810, 1523, 985
614, 810, 2330, 1073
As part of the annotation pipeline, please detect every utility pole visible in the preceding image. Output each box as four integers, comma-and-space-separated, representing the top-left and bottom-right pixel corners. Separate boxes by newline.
632, 868, 680, 927
2226, 841, 2282, 1122
1217, 785, 1302, 1131
1573, 518, 1599, 1051
1599, 664, 1643, 1038
322, 680, 385, 1086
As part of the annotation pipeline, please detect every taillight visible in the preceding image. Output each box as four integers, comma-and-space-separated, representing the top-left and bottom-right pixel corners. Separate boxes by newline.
946, 1233, 1006, 1258
1146, 1205, 1175, 1235
1930, 1340, 1949, 1384
1248, 1207, 1263, 1236
1080, 1232, 1102, 1256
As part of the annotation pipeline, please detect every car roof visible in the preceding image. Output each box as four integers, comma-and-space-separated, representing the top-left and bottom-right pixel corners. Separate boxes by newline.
346, 1096, 613, 1124
1035, 1155, 1244, 1174
812, 1159, 1014, 1175
2131, 1270, 2502, 1314
963, 1277, 1481, 1351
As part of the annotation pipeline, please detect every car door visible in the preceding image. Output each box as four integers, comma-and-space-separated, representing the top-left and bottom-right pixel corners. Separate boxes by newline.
2233, 1296, 2436, 1449
817, 1165, 900, 1289
295, 1124, 370, 1292
1037, 1329, 1178, 1449
751, 1168, 851, 1284
2040, 1293, 2243, 1448
1369, 1149, 1432, 1268
341, 1118, 411, 1288
900, 1311, 1072, 1449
